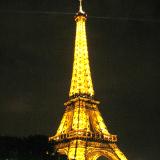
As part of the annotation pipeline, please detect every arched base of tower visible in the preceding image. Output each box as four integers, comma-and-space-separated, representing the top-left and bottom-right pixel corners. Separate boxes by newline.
86, 143, 127, 160
54, 141, 128, 160
86, 148, 119, 160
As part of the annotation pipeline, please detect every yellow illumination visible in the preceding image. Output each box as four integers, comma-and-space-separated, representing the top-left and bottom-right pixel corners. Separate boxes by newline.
55, 110, 73, 135
72, 101, 90, 131
69, 16, 94, 97
68, 140, 86, 160
49, 3, 128, 159
89, 109, 110, 135
110, 144, 128, 160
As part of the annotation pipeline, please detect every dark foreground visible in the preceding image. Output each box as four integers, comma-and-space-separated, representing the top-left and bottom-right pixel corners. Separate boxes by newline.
0, 135, 67, 160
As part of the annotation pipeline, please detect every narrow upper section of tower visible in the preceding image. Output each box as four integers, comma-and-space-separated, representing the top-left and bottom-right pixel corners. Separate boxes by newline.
69, 0, 94, 98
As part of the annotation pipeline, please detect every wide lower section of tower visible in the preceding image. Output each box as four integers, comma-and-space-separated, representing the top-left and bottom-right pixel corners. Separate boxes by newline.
49, 96, 128, 159
53, 140, 127, 160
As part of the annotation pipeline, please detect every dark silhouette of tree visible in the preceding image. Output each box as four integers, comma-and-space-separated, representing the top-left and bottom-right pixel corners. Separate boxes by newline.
0, 135, 68, 160
0, 135, 52, 160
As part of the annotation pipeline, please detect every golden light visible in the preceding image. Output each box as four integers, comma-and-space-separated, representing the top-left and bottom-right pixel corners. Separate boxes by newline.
69, 16, 94, 97
49, 1, 128, 160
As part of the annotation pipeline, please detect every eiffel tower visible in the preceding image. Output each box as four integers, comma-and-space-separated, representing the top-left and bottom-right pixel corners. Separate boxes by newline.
49, 1, 128, 159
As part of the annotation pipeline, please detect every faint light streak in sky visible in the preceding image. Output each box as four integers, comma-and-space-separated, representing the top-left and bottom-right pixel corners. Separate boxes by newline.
0, 10, 160, 23
90, 15, 160, 23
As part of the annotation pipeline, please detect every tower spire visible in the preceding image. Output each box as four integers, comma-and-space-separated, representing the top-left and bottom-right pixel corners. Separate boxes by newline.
79, 0, 84, 14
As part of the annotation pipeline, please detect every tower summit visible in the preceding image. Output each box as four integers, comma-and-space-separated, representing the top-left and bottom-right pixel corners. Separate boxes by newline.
79, 0, 85, 14
49, 1, 128, 160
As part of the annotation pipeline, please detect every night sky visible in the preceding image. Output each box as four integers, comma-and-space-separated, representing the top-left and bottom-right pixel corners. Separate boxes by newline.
0, 0, 160, 159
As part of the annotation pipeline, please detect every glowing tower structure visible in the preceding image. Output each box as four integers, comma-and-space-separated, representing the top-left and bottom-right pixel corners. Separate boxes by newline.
49, 1, 128, 159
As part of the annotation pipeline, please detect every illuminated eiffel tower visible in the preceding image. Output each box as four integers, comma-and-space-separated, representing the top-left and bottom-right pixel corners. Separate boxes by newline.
49, 1, 128, 159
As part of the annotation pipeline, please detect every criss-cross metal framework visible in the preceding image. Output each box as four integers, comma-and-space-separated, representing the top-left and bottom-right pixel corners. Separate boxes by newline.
49, 1, 128, 159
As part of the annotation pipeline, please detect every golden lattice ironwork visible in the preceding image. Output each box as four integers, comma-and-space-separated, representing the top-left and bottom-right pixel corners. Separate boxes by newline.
69, 14, 94, 97
49, 1, 128, 160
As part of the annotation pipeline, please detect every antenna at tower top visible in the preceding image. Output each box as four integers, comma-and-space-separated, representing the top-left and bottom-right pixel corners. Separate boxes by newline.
79, 0, 85, 14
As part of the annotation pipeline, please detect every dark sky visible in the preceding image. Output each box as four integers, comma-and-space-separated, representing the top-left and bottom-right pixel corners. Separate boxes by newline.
0, 0, 160, 159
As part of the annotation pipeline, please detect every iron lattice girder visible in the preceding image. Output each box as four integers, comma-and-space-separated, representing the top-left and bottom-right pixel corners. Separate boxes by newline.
53, 96, 111, 137
64, 96, 100, 111
49, 130, 117, 143
69, 15, 94, 97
